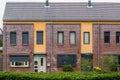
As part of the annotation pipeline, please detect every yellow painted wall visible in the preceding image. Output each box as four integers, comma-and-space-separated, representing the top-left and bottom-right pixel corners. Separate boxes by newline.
5, 21, 120, 54
81, 22, 93, 53
34, 22, 46, 53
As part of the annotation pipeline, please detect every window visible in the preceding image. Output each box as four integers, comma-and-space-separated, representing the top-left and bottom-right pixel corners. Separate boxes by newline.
37, 31, 43, 44
10, 32, 16, 45
10, 55, 29, 67
57, 32, 64, 44
104, 32, 110, 43
57, 54, 76, 67
116, 32, 120, 44
84, 32, 90, 44
81, 54, 93, 71
22, 32, 29, 45
70, 31, 76, 44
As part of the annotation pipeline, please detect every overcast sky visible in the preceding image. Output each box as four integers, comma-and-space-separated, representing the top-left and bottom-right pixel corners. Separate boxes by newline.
0, 0, 120, 29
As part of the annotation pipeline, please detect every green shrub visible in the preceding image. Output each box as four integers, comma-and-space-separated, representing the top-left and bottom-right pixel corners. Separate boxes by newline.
101, 55, 117, 72
1, 72, 120, 80
62, 64, 73, 72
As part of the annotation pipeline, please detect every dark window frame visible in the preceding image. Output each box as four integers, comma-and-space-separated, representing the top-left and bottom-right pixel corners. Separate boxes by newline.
10, 32, 16, 45
36, 31, 43, 44
69, 31, 76, 45
22, 32, 29, 45
104, 31, 110, 44
57, 54, 76, 67
84, 32, 90, 44
116, 32, 120, 44
57, 31, 64, 45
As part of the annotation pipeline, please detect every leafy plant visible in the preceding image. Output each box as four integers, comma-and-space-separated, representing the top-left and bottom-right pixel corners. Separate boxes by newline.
62, 64, 73, 72
101, 55, 117, 72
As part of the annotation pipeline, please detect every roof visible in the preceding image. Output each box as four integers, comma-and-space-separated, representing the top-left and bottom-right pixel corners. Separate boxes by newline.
3, 2, 120, 21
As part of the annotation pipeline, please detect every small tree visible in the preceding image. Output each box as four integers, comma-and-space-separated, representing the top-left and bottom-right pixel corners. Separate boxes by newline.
62, 64, 73, 72
101, 55, 117, 72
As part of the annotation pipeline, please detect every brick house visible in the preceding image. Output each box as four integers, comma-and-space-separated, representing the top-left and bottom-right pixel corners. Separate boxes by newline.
3, 1, 120, 72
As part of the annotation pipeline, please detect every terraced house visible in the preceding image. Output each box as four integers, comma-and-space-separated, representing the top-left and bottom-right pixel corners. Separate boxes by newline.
3, 0, 120, 72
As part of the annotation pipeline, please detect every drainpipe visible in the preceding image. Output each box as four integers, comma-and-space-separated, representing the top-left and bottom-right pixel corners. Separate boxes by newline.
98, 20, 100, 67
50, 23, 53, 72
3, 22, 7, 71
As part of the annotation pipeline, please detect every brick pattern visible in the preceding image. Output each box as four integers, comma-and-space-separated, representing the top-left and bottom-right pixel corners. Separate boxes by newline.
46, 24, 80, 72
3, 24, 34, 72
93, 24, 120, 68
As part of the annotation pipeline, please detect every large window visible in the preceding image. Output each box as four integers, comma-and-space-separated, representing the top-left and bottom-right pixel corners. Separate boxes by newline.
104, 32, 110, 43
81, 54, 93, 71
22, 32, 29, 45
10, 55, 29, 67
37, 31, 43, 44
84, 32, 90, 44
57, 31, 64, 45
70, 31, 76, 45
10, 32, 16, 45
116, 32, 120, 44
57, 54, 76, 67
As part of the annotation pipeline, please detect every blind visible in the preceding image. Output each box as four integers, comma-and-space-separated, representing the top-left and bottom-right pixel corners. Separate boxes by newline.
10, 55, 29, 62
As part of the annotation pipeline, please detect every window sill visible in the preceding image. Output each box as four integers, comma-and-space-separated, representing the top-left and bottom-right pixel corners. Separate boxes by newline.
22, 44, 29, 46
10, 66, 29, 68
58, 44, 64, 46
104, 43, 110, 45
116, 43, 120, 45
10, 44, 16, 46
70, 44, 76, 46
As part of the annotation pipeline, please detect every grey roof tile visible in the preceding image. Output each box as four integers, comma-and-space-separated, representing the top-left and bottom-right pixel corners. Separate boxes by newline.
3, 2, 120, 21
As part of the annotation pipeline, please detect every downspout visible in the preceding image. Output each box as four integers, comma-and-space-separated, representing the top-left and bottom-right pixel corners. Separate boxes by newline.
50, 23, 53, 72
4, 22, 7, 71
98, 20, 100, 67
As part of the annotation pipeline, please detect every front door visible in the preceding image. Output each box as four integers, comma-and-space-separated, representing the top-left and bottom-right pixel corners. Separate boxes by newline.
34, 55, 46, 72
38, 56, 46, 72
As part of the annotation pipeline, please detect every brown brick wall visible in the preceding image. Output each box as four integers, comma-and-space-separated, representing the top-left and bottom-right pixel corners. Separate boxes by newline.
46, 24, 80, 72
93, 24, 120, 68
3, 24, 34, 72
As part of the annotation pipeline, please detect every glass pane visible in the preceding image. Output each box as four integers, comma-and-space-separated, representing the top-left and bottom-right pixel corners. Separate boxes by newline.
10, 32, 16, 45
41, 58, 43, 66
34, 61, 38, 65
37, 31, 43, 44
104, 32, 110, 43
58, 32, 63, 44
15, 62, 24, 66
22, 32, 29, 45
70, 32, 76, 44
84, 32, 89, 44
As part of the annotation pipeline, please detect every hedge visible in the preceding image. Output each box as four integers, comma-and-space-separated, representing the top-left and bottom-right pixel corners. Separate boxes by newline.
0, 72, 120, 80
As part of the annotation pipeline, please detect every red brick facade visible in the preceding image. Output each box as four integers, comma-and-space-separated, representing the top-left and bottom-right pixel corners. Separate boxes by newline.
93, 24, 120, 69
3, 24, 34, 72
46, 24, 80, 72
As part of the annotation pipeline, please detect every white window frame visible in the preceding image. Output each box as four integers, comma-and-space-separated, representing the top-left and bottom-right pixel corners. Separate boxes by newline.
10, 61, 29, 67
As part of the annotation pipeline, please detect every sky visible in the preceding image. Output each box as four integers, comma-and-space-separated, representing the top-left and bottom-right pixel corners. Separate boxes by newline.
0, 0, 120, 30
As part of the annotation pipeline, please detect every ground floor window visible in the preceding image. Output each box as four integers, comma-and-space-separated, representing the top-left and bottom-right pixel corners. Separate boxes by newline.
57, 54, 76, 67
10, 55, 29, 67
81, 54, 93, 71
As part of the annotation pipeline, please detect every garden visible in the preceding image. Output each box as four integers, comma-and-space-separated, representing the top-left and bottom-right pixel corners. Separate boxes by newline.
0, 55, 120, 80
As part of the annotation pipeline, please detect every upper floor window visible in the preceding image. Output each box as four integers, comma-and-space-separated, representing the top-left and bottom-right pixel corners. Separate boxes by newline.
57, 31, 64, 45
10, 32, 16, 45
84, 32, 90, 44
104, 32, 110, 44
70, 31, 76, 45
116, 32, 120, 44
22, 32, 29, 45
37, 31, 43, 44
